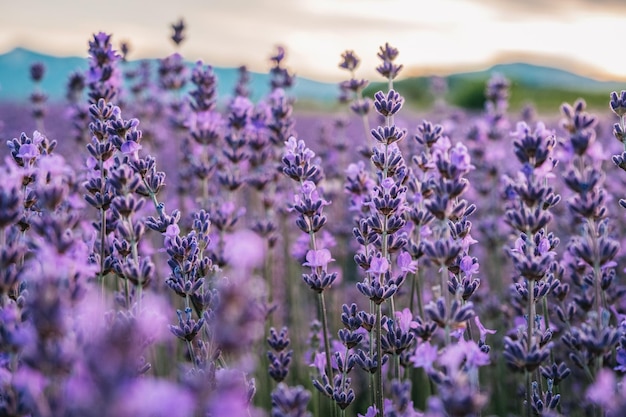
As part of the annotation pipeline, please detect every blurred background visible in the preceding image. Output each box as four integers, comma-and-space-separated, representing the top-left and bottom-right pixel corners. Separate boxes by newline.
1, 0, 625, 112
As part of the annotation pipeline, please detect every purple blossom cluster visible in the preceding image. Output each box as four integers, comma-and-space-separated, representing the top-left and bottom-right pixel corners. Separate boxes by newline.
1, 21, 626, 417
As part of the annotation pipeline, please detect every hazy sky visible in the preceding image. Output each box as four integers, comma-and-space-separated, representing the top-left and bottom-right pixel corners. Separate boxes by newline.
1, 0, 623, 82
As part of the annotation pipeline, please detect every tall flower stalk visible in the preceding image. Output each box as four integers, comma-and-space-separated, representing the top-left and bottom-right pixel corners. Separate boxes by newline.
338, 50, 371, 141
282, 136, 340, 415
554, 99, 622, 417
503, 120, 561, 416
29, 62, 47, 133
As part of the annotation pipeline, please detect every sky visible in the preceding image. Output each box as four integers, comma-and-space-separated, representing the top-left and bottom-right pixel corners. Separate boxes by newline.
0, 0, 624, 83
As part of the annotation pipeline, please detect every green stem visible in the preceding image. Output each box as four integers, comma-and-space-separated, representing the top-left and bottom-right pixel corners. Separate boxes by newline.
318, 292, 333, 381
441, 264, 451, 345
351, 69, 371, 141
98, 202, 107, 297
526, 279, 535, 417
264, 240, 274, 325
186, 339, 198, 368
125, 215, 142, 308
318, 292, 337, 417
124, 274, 130, 308
525, 370, 532, 417
621, 115, 626, 152
375, 302, 384, 416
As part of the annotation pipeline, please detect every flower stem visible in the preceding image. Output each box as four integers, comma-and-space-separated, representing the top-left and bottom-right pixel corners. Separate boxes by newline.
526, 278, 535, 417
375, 302, 384, 416
318, 292, 333, 382
318, 292, 337, 417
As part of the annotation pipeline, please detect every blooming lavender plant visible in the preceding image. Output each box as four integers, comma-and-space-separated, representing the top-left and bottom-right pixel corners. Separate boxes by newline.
269, 46, 295, 91
65, 71, 90, 144
9, 18, 626, 417
338, 50, 372, 143
550, 99, 624, 416
348, 44, 418, 415
502, 120, 561, 416
282, 136, 345, 414
29, 62, 47, 133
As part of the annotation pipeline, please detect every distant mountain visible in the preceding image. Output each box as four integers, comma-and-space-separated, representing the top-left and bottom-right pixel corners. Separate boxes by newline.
447, 62, 624, 92
1, 48, 623, 107
359, 61, 625, 112
0, 47, 341, 104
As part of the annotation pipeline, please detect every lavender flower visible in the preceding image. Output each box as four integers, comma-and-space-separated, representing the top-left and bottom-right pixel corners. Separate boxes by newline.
271, 383, 312, 417
29, 62, 47, 132
269, 46, 295, 90
171, 18, 186, 46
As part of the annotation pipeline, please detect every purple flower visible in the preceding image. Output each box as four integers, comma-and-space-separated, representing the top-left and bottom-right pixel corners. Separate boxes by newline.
395, 308, 418, 332
17, 143, 39, 162
586, 369, 618, 412
301, 180, 317, 198
224, 229, 266, 273
303, 249, 334, 270
170, 19, 185, 45
284, 136, 315, 164
449, 142, 474, 173
358, 405, 378, 417
229, 96, 253, 119
85, 156, 97, 170
459, 255, 479, 277
339, 50, 360, 71
367, 256, 389, 275
291, 231, 336, 262
410, 341, 438, 372
135, 293, 172, 343
460, 233, 478, 252
439, 339, 489, 375
311, 351, 327, 377
37, 154, 72, 180
12, 367, 46, 401
537, 237, 551, 254
120, 140, 142, 158
188, 110, 224, 133
162, 223, 180, 247
474, 315, 496, 344
381, 177, 395, 190
430, 135, 452, 159
615, 348, 626, 372
209, 370, 257, 417
463, 340, 491, 369
291, 233, 310, 261
397, 251, 418, 274
32, 130, 45, 145
111, 379, 196, 417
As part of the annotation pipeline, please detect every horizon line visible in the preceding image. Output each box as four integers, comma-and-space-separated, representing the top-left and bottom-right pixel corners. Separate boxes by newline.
2, 45, 626, 86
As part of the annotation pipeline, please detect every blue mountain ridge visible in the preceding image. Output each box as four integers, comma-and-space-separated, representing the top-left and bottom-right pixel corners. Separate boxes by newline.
0, 47, 341, 104
0, 47, 623, 104
446, 62, 625, 92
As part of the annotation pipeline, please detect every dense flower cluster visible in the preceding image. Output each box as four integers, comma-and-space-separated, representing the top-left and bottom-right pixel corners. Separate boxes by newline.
1, 22, 626, 417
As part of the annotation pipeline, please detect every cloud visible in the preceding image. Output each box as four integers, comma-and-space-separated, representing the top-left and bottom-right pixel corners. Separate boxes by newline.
474, 0, 626, 20
1, 0, 625, 82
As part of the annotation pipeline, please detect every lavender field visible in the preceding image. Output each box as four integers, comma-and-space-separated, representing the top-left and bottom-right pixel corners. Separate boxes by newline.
2, 21, 626, 417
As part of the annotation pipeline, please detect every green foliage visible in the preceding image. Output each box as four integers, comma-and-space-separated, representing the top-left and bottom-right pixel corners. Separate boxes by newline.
363, 78, 435, 110
446, 78, 487, 110
362, 74, 613, 115
507, 83, 610, 113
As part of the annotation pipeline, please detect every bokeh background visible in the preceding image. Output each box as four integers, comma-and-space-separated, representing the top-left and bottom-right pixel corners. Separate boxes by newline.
1, 0, 625, 80
1, 0, 625, 112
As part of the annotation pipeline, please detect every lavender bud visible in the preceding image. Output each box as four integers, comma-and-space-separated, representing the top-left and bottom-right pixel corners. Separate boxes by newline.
609, 90, 626, 117
338, 50, 360, 71
30, 62, 46, 82
271, 383, 312, 417
373, 90, 404, 117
